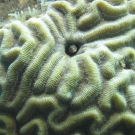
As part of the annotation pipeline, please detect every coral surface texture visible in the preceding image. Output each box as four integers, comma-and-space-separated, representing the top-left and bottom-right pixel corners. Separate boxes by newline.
0, 0, 135, 135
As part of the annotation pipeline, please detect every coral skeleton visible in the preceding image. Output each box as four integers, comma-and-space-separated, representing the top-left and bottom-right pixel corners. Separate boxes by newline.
0, 0, 135, 135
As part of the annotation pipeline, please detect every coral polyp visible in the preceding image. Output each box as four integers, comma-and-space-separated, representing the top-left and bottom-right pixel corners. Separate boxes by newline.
0, 0, 135, 135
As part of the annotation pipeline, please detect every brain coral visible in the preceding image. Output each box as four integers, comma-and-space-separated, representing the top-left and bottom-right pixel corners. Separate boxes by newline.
0, 0, 135, 135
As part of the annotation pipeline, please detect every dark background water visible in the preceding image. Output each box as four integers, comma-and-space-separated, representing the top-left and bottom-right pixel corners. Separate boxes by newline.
0, 0, 56, 23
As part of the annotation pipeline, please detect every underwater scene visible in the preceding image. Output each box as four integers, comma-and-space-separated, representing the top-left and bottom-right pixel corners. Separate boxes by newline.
0, 0, 135, 135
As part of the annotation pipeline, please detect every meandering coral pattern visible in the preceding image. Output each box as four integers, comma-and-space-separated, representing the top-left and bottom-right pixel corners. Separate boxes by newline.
0, 0, 135, 135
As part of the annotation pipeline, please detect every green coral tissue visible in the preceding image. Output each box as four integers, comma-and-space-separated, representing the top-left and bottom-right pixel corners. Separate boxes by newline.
1, 0, 135, 134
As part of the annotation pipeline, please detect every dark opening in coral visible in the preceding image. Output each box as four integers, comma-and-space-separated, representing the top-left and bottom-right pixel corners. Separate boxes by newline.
65, 44, 79, 56
125, 62, 132, 69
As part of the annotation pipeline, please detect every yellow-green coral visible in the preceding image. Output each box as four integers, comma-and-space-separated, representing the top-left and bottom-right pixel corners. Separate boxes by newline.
0, 0, 135, 135
0, 115, 16, 135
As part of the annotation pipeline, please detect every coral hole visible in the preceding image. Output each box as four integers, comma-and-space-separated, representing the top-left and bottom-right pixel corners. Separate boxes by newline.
65, 44, 79, 56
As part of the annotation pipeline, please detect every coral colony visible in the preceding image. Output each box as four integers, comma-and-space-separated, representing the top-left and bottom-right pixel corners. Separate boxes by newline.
0, 0, 135, 135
